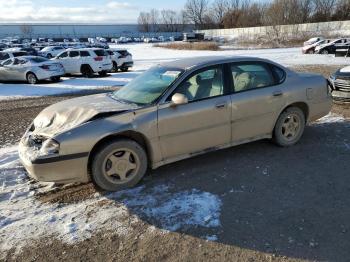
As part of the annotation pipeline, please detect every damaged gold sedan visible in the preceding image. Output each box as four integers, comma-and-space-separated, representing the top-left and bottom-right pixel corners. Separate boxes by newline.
19, 56, 332, 191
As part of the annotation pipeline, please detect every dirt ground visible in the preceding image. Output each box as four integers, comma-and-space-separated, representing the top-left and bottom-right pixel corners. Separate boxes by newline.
1, 65, 350, 262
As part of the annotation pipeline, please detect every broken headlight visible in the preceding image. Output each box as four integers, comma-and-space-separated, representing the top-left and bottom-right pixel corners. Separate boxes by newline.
40, 139, 60, 156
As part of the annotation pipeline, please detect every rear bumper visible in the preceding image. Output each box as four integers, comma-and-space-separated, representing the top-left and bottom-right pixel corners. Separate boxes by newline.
120, 61, 133, 68
36, 69, 65, 80
308, 98, 333, 122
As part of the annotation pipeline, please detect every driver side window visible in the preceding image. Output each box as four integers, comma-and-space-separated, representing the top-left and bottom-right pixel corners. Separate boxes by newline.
173, 66, 224, 102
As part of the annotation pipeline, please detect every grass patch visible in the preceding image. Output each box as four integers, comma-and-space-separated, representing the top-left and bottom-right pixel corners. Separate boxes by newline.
154, 42, 220, 51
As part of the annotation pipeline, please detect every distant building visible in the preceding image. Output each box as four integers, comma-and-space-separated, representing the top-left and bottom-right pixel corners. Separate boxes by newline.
0, 23, 193, 39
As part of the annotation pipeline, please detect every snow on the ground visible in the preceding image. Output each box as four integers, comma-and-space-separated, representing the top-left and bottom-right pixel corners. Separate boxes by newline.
1, 43, 349, 100
0, 71, 140, 101
0, 146, 222, 257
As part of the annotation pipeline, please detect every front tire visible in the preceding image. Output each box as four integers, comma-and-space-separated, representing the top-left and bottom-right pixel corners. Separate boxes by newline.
91, 139, 148, 191
121, 67, 129, 72
273, 107, 305, 147
321, 49, 329, 55
27, 72, 38, 84
50, 76, 61, 82
112, 62, 118, 72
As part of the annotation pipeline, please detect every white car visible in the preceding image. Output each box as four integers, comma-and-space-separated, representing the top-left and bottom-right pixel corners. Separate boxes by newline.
53, 48, 113, 77
303, 37, 324, 46
0, 56, 64, 84
0, 50, 28, 62
39, 46, 66, 59
107, 48, 133, 72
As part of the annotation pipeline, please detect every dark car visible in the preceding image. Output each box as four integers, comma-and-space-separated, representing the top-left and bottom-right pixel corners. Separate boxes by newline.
335, 43, 350, 57
315, 38, 350, 54
329, 66, 350, 102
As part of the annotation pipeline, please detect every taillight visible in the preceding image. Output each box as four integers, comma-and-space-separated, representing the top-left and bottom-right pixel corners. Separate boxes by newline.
94, 56, 103, 61
40, 65, 50, 70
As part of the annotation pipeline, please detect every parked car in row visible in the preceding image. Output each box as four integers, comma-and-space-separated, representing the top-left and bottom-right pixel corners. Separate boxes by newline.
0, 56, 64, 84
329, 65, 350, 102
303, 37, 324, 47
0, 50, 28, 62
315, 38, 350, 54
18, 56, 332, 191
3, 47, 38, 56
53, 48, 113, 77
106, 48, 134, 72
302, 39, 331, 54
334, 43, 350, 57
38, 46, 66, 58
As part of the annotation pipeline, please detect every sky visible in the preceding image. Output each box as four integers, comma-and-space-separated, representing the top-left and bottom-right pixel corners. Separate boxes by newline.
0, 0, 188, 24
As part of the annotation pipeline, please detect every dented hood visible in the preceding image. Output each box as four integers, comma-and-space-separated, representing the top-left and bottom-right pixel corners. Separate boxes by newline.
32, 93, 139, 137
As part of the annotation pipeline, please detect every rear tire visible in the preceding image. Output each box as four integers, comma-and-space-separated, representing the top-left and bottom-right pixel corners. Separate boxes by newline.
27, 72, 38, 84
321, 49, 329, 55
273, 107, 305, 147
91, 139, 148, 191
81, 65, 94, 78
121, 67, 129, 72
46, 53, 52, 59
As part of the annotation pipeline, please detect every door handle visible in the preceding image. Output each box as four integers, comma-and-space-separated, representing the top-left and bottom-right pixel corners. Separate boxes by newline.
272, 91, 283, 97
215, 102, 227, 109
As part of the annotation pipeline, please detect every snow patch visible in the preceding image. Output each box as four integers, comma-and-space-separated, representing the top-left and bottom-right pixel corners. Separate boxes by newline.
314, 113, 347, 124
0, 146, 222, 257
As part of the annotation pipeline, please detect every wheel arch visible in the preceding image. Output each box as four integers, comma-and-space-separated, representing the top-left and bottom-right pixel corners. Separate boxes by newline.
87, 130, 152, 174
277, 102, 309, 125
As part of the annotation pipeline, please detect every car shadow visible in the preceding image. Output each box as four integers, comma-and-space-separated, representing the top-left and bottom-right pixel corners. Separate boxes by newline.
105, 119, 350, 261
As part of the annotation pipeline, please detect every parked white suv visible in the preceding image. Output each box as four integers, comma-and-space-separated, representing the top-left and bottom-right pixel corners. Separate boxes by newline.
107, 48, 133, 72
39, 46, 66, 59
53, 48, 113, 77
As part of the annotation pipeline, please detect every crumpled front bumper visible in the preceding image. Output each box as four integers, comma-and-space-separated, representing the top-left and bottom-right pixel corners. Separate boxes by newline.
18, 134, 90, 184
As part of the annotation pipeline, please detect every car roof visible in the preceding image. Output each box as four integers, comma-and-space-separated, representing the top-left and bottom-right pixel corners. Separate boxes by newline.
159, 56, 277, 70
66, 48, 103, 51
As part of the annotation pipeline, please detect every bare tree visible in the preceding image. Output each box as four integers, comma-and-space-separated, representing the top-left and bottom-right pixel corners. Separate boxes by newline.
160, 10, 180, 32
184, 0, 209, 28
20, 24, 33, 37
138, 12, 151, 32
149, 9, 160, 32
311, 0, 337, 22
333, 0, 350, 21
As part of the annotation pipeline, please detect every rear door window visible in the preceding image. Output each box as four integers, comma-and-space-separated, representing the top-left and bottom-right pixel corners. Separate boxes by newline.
80, 51, 90, 57
69, 51, 79, 57
231, 62, 275, 92
94, 50, 106, 56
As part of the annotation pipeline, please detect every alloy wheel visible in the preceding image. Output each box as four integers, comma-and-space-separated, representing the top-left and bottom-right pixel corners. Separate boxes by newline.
102, 148, 140, 184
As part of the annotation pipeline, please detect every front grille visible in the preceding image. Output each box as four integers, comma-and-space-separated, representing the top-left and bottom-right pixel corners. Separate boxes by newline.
334, 79, 350, 92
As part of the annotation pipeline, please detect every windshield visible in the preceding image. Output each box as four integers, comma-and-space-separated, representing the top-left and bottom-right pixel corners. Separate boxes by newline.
111, 66, 183, 105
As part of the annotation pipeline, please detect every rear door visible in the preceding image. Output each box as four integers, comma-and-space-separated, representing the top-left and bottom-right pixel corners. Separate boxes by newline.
229, 62, 287, 143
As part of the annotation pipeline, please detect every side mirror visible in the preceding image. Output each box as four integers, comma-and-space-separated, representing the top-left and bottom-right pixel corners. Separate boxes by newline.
171, 93, 188, 106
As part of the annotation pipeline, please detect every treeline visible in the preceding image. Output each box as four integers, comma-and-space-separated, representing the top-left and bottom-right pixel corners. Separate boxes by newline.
137, 0, 350, 32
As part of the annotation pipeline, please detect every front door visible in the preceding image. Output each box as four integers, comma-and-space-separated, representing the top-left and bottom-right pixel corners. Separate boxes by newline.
158, 65, 232, 160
